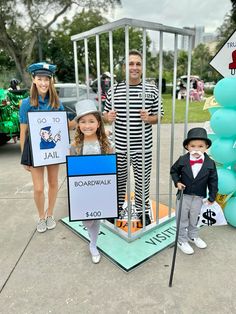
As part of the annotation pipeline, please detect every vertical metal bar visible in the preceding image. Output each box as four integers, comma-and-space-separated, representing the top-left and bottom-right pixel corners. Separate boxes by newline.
168, 34, 178, 217
125, 25, 131, 238
84, 38, 90, 98
108, 30, 117, 228
184, 35, 192, 147
73, 41, 80, 100
155, 31, 163, 225
141, 28, 147, 229
109, 31, 114, 108
96, 35, 102, 111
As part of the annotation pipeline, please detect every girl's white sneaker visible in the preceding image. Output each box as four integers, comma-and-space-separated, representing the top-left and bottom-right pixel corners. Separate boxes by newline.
91, 254, 101, 264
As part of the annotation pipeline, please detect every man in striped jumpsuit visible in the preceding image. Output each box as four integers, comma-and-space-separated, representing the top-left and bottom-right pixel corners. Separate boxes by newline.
103, 50, 164, 226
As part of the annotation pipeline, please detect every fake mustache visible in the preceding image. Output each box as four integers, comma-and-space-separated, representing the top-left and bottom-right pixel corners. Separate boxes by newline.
190, 150, 203, 157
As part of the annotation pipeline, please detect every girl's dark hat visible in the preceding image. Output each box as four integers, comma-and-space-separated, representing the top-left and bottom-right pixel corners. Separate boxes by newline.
183, 127, 212, 148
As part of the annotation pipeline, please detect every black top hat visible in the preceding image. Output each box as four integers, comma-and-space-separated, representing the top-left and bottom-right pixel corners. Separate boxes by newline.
183, 127, 212, 148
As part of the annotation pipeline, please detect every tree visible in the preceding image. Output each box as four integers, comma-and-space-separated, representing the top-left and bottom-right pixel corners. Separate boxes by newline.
0, 0, 121, 87
45, 9, 151, 83
216, 0, 236, 50
191, 44, 212, 80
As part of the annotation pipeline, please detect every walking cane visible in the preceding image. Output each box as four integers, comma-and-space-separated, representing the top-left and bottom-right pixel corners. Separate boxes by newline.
169, 188, 184, 287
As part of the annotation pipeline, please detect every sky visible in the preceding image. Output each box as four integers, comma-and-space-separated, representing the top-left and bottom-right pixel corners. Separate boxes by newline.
108, 0, 232, 34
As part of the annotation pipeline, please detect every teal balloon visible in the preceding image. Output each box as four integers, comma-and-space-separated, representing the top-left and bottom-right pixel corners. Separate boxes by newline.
210, 108, 236, 138
224, 197, 236, 227
214, 77, 236, 108
207, 133, 218, 143
217, 168, 236, 195
208, 107, 220, 116
211, 138, 236, 164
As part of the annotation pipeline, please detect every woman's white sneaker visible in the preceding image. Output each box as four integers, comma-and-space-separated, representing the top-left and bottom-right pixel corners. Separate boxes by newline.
37, 219, 47, 233
46, 216, 56, 230
177, 241, 194, 254
189, 237, 207, 249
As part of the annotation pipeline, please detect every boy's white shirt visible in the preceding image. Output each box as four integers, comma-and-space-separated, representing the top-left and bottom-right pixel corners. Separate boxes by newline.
189, 151, 205, 178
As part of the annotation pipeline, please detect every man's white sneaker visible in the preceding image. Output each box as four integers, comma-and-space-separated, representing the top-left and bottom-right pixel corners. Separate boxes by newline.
189, 237, 207, 249
177, 241, 194, 255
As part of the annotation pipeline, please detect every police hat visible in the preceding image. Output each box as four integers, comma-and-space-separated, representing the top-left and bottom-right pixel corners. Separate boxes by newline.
75, 99, 99, 121
28, 62, 56, 77
183, 127, 212, 149
40, 126, 51, 132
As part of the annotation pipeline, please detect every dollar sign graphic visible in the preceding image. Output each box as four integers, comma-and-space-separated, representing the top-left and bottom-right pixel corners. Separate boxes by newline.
202, 209, 217, 226
86, 212, 89, 218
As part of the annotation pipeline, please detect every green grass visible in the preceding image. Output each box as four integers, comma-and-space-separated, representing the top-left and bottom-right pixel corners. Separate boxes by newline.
161, 94, 210, 124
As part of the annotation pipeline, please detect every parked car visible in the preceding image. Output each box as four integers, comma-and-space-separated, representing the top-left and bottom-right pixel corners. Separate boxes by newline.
55, 83, 97, 120
204, 82, 215, 89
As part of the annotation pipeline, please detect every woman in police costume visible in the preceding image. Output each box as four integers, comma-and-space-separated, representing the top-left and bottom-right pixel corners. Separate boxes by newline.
19, 62, 67, 233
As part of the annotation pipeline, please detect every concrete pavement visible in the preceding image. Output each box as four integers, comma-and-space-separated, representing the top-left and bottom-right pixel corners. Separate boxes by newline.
1, 123, 236, 314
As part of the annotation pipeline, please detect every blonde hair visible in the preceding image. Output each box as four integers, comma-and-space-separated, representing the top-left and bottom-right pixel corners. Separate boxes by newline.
29, 77, 60, 108
72, 112, 111, 154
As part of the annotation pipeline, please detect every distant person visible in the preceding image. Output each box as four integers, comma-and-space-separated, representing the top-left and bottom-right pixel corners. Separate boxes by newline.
197, 79, 205, 101
70, 99, 115, 263
170, 127, 218, 255
103, 49, 164, 226
8, 78, 20, 91
19, 62, 67, 233
101, 72, 111, 96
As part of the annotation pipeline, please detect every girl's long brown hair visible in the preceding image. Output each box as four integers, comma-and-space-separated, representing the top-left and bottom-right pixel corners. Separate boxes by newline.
30, 76, 60, 108
72, 112, 111, 155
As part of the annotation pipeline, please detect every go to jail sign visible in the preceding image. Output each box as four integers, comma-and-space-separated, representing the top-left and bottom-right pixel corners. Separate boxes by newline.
28, 111, 69, 167
66, 154, 118, 221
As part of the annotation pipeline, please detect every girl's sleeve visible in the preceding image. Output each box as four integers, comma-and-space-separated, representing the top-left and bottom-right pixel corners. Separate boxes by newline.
59, 100, 64, 111
19, 98, 29, 124
70, 145, 76, 155
109, 140, 116, 153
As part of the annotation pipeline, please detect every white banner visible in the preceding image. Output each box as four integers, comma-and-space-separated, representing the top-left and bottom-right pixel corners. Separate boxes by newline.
28, 111, 69, 167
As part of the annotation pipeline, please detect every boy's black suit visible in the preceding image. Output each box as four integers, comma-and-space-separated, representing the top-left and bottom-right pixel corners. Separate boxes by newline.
170, 152, 218, 202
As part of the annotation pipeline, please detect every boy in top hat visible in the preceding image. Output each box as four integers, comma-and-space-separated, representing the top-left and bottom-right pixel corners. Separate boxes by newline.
170, 127, 218, 255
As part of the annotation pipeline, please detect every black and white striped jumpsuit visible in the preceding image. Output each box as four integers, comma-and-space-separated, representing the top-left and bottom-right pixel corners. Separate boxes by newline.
104, 81, 164, 216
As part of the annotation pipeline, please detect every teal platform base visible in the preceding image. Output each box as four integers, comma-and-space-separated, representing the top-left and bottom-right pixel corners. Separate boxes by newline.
60, 217, 176, 272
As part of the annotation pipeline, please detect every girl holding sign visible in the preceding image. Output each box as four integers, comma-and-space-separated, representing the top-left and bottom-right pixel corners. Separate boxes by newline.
70, 99, 114, 264
19, 62, 73, 233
